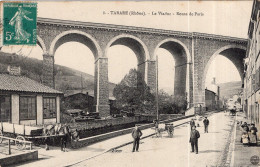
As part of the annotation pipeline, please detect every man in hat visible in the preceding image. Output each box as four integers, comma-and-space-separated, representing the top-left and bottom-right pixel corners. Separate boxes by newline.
203, 117, 209, 133
190, 126, 200, 154
190, 119, 196, 130
132, 124, 143, 152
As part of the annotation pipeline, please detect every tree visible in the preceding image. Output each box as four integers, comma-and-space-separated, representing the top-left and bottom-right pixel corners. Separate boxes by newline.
158, 89, 187, 114
113, 69, 155, 114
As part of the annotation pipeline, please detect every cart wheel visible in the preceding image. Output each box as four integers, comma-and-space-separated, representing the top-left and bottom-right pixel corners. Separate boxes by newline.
0, 130, 3, 143
15, 136, 26, 149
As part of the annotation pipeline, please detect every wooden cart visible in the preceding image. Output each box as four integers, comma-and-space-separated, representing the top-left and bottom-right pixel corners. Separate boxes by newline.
0, 122, 64, 149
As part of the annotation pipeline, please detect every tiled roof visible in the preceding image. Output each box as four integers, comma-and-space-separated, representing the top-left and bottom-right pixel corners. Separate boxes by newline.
0, 74, 63, 94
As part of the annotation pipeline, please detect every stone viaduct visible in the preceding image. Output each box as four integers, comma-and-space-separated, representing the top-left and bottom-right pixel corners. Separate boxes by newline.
36, 17, 247, 117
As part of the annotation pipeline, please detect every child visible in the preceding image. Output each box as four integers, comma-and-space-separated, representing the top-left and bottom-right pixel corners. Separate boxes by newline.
241, 132, 250, 146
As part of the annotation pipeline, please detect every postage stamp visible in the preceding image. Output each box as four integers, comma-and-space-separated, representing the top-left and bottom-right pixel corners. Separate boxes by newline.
3, 2, 37, 45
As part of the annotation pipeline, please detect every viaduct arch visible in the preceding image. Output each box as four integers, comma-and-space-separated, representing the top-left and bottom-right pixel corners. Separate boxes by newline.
28, 18, 248, 116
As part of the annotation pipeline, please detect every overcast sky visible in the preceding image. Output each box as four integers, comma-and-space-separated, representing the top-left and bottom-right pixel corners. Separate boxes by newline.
2, 1, 253, 93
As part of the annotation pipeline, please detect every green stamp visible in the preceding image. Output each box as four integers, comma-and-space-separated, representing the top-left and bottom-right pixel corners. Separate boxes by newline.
3, 3, 37, 45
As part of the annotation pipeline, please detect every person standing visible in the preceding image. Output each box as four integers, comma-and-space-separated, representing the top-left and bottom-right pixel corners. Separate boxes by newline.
190, 119, 196, 130
190, 126, 200, 154
249, 124, 258, 146
61, 124, 70, 152
241, 122, 249, 132
203, 117, 209, 133
132, 124, 143, 152
154, 120, 160, 137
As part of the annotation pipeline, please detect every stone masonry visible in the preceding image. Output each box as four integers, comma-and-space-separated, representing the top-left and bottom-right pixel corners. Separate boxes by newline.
37, 18, 247, 116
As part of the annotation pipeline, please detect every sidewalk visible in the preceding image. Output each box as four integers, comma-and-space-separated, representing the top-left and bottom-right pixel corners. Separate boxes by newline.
231, 112, 260, 167
13, 116, 193, 167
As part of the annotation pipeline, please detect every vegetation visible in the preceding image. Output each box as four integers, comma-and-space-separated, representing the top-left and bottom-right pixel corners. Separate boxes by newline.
158, 90, 187, 114
113, 69, 155, 114
113, 68, 188, 115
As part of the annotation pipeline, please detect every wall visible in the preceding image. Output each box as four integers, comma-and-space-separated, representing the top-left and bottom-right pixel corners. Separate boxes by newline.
43, 118, 57, 124
68, 114, 182, 131
205, 89, 217, 111
56, 96, 61, 123
20, 120, 37, 126
0, 150, 38, 166
69, 116, 147, 130
36, 95, 43, 124
185, 107, 195, 116
11, 94, 19, 124
10, 93, 60, 126
243, 0, 260, 129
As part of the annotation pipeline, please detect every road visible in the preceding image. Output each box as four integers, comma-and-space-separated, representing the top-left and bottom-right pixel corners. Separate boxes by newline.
73, 112, 235, 167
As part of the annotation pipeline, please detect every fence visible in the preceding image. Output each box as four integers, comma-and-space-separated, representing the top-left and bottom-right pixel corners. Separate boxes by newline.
0, 136, 32, 155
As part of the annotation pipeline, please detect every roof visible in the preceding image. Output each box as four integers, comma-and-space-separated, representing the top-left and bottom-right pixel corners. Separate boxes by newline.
0, 74, 63, 94
65, 91, 116, 100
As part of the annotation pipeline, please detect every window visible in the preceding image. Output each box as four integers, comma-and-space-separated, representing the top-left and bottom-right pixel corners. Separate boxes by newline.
43, 97, 56, 119
0, 95, 11, 122
20, 96, 36, 120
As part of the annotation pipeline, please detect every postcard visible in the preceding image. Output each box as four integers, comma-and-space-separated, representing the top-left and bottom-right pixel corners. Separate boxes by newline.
0, 1, 259, 167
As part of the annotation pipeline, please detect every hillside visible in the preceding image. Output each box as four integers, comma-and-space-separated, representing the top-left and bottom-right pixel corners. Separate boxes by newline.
217, 81, 242, 99
0, 51, 116, 97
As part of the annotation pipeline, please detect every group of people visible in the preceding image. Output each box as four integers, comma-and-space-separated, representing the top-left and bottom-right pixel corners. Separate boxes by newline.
240, 122, 258, 146
131, 116, 210, 154
189, 117, 210, 154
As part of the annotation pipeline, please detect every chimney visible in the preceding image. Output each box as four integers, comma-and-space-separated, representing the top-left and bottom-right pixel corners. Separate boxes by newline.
7, 65, 21, 76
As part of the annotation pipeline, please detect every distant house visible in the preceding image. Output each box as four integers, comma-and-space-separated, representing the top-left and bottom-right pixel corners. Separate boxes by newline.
63, 91, 116, 114
0, 74, 63, 125
205, 89, 219, 111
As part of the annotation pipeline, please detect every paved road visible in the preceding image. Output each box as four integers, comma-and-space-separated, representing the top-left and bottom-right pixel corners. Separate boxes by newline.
12, 116, 192, 167
73, 112, 235, 167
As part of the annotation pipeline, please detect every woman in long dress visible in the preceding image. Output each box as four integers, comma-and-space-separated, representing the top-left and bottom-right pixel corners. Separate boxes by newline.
9, 5, 33, 43
249, 124, 258, 146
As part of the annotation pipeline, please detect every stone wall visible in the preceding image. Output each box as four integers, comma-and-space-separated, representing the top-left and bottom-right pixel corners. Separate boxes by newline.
0, 150, 38, 166
69, 116, 147, 130
68, 114, 183, 131
38, 18, 247, 117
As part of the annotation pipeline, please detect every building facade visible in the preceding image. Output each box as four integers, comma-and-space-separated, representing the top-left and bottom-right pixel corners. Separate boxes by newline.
0, 74, 63, 125
205, 89, 219, 111
63, 92, 116, 115
243, 0, 260, 127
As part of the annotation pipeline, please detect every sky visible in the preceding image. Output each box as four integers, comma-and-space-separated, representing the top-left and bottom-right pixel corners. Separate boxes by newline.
1, 1, 253, 93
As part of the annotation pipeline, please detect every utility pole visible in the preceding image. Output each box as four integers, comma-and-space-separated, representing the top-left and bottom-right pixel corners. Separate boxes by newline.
81, 73, 83, 93
156, 55, 159, 121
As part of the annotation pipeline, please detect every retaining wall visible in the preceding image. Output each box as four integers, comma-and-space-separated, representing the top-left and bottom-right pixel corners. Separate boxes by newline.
0, 150, 38, 166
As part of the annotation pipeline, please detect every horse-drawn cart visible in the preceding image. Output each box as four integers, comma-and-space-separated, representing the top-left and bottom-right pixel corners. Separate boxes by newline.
0, 122, 65, 149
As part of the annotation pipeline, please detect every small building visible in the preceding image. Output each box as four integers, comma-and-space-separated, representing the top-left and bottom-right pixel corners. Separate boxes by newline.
63, 91, 116, 114
0, 74, 63, 125
205, 89, 219, 111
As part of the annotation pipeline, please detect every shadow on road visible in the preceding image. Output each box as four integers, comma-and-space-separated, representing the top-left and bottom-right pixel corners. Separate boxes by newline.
198, 150, 221, 153
207, 131, 221, 134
